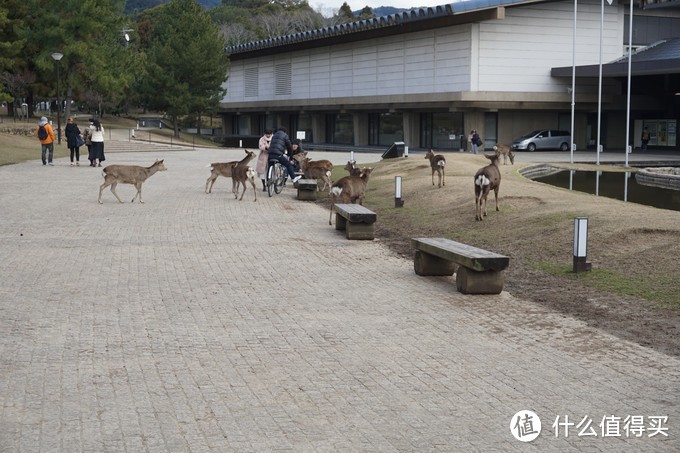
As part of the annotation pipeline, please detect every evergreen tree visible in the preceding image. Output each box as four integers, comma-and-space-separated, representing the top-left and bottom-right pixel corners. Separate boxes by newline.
138, 0, 228, 136
337, 2, 354, 23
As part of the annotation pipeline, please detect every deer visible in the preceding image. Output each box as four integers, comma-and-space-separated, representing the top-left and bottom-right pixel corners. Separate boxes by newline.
344, 160, 362, 176
328, 168, 373, 225
205, 149, 255, 194
300, 157, 332, 192
493, 144, 515, 165
98, 159, 167, 204
231, 165, 258, 201
424, 149, 446, 188
474, 154, 501, 221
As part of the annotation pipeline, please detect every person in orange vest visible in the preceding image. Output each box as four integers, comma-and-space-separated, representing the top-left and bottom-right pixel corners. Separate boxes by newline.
35, 116, 55, 166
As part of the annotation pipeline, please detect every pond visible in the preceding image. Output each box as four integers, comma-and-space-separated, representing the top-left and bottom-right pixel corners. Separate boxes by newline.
532, 170, 680, 212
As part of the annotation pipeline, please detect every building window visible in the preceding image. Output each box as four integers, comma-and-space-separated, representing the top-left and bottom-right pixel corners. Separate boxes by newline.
274, 63, 291, 96
326, 113, 353, 144
368, 113, 404, 146
420, 112, 464, 150
244, 67, 258, 97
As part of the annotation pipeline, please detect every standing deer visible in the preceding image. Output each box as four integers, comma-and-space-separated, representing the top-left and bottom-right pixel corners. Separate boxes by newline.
424, 149, 446, 187
98, 159, 167, 204
344, 160, 362, 176
493, 144, 515, 165
328, 168, 373, 225
300, 157, 332, 191
474, 154, 501, 221
231, 165, 257, 201
205, 149, 255, 194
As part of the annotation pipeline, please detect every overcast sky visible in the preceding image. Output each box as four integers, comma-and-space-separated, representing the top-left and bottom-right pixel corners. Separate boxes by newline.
312, 1, 453, 15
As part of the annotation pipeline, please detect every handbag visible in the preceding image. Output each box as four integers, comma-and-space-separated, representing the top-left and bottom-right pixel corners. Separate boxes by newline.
76, 134, 85, 147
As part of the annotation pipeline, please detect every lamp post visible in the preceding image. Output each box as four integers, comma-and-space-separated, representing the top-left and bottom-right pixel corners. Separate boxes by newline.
51, 52, 63, 145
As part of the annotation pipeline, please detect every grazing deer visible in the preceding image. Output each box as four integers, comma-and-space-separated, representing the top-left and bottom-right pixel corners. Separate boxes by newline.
205, 149, 255, 194
98, 159, 167, 204
300, 157, 332, 191
474, 154, 501, 221
231, 165, 257, 201
344, 160, 362, 176
424, 149, 446, 188
493, 144, 515, 165
328, 168, 373, 225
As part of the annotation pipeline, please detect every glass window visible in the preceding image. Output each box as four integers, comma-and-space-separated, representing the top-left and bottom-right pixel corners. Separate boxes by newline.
419, 112, 464, 149
368, 113, 404, 146
326, 113, 353, 144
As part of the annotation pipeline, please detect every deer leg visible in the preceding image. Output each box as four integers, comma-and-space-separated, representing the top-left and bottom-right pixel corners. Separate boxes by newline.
110, 181, 124, 204
206, 174, 217, 194
329, 196, 335, 225
131, 182, 144, 203
249, 177, 257, 202
98, 180, 111, 204
442, 168, 445, 187
494, 187, 500, 211
431, 169, 435, 186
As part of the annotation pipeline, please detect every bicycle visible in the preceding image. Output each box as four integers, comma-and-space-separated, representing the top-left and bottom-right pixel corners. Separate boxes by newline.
266, 159, 286, 197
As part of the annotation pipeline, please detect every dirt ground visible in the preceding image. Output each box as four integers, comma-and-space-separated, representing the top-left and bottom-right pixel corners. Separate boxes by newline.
325, 153, 680, 358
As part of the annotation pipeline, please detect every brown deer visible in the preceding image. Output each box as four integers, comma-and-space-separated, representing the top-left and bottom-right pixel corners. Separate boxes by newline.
231, 165, 257, 201
474, 154, 501, 221
493, 144, 515, 165
300, 157, 332, 191
424, 149, 446, 188
328, 168, 373, 225
98, 159, 167, 204
344, 160, 362, 176
205, 149, 255, 194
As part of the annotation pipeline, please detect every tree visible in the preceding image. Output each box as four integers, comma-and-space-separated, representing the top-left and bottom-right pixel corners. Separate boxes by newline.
138, 0, 229, 136
337, 2, 354, 23
359, 5, 374, 20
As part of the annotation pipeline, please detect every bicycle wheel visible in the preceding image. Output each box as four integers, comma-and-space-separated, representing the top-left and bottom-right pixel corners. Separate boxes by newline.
267, 164, 276, 197
274, 164, 284, 194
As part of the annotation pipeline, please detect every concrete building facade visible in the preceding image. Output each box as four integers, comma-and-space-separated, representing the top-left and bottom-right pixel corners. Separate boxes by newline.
218, 0, 680, 152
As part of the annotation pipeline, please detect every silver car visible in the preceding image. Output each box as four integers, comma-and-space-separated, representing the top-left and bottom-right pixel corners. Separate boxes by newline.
511, 129, 571, 151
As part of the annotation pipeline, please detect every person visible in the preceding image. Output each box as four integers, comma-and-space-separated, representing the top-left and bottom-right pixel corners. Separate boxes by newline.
471, 129, 481, 154
64, 118, 82, 166
289, 139, 304, 173
256, 129, 273, 191
36, 116, 55, 165
85, 119, 95, 166
641, 127, 650, 151
89, 119, 106, 167
467, 130, 473, 153
267, 127, 301, 184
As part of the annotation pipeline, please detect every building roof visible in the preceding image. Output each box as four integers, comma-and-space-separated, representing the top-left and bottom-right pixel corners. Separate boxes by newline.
226, 0, 545, 59
551, 38, 680, 77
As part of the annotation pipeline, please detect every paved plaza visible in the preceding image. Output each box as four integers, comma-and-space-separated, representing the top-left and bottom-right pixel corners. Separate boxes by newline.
1, 141, 679, 451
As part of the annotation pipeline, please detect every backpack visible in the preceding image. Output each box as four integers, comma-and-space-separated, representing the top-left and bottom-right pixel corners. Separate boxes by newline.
38, 125, 48, 140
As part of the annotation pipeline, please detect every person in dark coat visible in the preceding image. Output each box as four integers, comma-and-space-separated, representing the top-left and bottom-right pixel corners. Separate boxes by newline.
267, 127, 301, 183
65, 118, 82, 166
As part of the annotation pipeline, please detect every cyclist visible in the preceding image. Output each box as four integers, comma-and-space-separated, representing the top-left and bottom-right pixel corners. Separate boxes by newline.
268, 127, 301, 184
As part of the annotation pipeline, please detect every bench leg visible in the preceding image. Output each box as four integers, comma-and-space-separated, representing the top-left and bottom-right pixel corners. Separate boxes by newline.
345, 222, 375, 240
413, 251, 456, 276
335, 214, 347, 231
297, 188, 317, 201
456, 267, 504, 295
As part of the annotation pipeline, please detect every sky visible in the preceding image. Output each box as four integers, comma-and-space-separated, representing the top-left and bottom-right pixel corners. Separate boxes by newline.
312, 0, 454, 15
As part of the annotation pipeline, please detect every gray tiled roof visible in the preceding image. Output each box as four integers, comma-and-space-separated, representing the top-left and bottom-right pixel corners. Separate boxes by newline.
227, 0, 541, 55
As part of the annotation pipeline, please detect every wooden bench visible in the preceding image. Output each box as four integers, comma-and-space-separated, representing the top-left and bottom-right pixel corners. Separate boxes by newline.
334, 204, 377, 240
411, 237, 510, 294
296, 178, 319, 200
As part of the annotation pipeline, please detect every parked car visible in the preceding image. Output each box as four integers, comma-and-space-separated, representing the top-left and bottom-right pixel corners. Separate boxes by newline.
511, 129, 571, 151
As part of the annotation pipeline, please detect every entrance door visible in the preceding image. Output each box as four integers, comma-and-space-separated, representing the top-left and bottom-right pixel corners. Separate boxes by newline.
484, 112, 498, 150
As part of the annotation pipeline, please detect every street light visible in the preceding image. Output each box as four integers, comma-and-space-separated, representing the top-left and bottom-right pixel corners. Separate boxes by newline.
51, 52, 63, 145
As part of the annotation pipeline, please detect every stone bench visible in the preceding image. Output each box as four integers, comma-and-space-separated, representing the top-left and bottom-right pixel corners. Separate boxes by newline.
296, 179, 319, 200
334, 204, 377, 240
411, 237, 510, 294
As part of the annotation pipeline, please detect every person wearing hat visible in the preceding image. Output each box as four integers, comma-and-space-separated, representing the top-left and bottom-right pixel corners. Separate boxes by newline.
65, 118, 82, 166
35, 116, 55, 165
